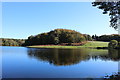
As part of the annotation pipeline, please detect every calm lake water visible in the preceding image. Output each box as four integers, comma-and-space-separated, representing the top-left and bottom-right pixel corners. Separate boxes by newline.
2, 46, 119, 78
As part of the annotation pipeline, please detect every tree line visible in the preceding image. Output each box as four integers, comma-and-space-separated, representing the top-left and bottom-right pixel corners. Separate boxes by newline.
92, 34, 120, 42
1, 38, 25, 46
23, 29, 92, 46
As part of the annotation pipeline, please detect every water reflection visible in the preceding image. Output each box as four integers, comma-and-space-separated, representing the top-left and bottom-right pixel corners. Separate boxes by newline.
27, 48, 120, 66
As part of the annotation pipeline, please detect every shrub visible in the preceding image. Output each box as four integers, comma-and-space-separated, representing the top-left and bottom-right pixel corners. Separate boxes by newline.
108, 40, 118, 49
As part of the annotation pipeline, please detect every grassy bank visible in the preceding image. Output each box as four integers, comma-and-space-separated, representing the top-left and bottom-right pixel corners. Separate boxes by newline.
81, 41, 109, 48
28, 41, 109, 49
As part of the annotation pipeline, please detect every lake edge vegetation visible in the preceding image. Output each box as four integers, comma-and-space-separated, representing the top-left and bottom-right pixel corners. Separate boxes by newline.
0, 38, 26, 46
1, 29, 120, 49
27, 41, 109, 49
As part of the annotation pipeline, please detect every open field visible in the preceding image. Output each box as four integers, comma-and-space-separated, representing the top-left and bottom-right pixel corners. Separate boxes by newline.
28, 41, 109, 49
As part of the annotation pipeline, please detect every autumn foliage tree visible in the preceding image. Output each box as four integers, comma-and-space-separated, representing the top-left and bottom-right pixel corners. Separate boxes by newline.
23, 29, 90, 46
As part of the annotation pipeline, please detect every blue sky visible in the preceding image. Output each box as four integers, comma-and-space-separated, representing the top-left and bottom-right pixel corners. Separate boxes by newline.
2, 2, 117, 39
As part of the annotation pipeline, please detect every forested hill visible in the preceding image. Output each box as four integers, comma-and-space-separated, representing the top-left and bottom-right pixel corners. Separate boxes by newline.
1, 38, 26, 46
23, 29, 92, 46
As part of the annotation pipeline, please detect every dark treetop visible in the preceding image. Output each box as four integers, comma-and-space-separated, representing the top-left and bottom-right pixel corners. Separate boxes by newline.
92, 1, 120, 30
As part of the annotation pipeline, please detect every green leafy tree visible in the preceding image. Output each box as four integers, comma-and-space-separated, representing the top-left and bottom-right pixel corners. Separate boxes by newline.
92, 0, 120, 30
54, 37, 59, 45
1, 38, 25, 46
83, 34, 92, 41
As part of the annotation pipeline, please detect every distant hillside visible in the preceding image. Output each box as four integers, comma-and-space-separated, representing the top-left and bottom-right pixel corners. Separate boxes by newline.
23, 29, 92, 46
1, 38, 26, 46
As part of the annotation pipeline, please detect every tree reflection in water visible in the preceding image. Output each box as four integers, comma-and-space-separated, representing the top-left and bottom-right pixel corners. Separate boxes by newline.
27, 48, 120, 66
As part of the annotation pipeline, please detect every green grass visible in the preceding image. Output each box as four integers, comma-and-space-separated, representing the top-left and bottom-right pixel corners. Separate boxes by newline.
81, 41, 109, 48
28, 41, 109, 49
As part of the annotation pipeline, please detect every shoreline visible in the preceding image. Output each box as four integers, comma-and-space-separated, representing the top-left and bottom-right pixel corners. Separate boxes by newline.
1, 45, 108, 49
1, 41, 110, 49
27, 46, 109, 49
27, 41, 109, 49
